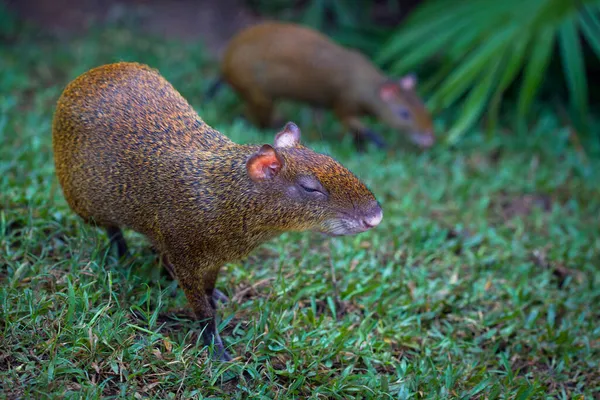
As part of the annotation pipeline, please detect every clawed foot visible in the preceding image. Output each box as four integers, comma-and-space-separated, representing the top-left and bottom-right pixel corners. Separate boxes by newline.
212, 289, 229, 304
354, 129, 387, 152
209, 343, 233, 362
202, 330, 233, 362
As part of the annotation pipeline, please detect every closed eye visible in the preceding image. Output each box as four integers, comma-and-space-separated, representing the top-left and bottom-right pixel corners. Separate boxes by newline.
300, 185, 318, 193
300, 184, 320, 193
297, 176, 328, 197
398, 108, 411, 120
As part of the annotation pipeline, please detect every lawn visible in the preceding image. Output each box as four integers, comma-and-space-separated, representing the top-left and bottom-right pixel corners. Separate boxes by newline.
1, 21, 599, 399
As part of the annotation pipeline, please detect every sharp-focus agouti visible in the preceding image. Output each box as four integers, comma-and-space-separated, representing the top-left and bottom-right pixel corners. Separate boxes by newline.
52, 62, 383, 361
212, 21, 435, 151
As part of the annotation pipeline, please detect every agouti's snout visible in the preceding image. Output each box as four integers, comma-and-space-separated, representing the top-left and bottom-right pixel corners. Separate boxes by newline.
322, 200, 383, 236
361, 202, 383, 230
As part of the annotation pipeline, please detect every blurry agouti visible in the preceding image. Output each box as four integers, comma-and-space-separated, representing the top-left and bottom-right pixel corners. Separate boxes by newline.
52, 62, 383, 361
208, 21, 435, 150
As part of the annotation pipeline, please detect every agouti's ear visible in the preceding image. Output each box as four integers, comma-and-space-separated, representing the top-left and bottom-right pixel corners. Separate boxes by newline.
399, 73, 417, 90
379, 81, 401, 101
246, 144, 284, 182
274, 122, 301, 148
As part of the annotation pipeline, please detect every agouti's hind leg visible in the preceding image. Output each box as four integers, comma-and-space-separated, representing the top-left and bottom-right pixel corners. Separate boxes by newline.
242, 91, 274, 129
106, 227, 128, 258
168, 253, 232, 361
205, 271, 229, 309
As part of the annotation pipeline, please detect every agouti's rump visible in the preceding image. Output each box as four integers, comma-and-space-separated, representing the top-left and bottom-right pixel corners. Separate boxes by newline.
52, 62, 382, 361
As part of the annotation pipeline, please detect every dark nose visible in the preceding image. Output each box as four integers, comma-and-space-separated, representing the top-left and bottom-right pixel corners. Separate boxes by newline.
362, 202, 383, 229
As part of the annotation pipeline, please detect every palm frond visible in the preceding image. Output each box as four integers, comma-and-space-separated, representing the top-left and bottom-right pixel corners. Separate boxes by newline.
559, 14, 588, 129
378, 0, 600, 143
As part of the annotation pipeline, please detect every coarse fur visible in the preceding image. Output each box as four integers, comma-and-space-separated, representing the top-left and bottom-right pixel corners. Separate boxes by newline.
218, 21, 435, 150
52, 62, 383, 361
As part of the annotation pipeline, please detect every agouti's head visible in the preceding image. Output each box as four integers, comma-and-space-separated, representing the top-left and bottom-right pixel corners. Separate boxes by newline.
376, 74, 435, 149
246, 122, 382, 236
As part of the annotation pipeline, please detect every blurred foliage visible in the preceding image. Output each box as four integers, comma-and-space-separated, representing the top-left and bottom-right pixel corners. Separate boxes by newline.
245, 0, 402, 56
377, 0, 600, 143
0, 1, 19, 40
247, 0, 600, 146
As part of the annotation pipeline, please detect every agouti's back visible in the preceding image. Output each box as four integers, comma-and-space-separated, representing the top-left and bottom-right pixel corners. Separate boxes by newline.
223, 22, 374, 107
220, 22, 435, 150
53, 62, 233, 235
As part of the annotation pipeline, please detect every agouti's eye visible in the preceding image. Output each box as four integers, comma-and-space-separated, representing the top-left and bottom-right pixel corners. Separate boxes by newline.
397, 108, 411, 121
297, 177, 327, 197
300, 183, 321, 194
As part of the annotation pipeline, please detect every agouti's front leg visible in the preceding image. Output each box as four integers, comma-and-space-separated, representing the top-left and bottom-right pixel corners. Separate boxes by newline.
168, 253, 232, 362
161, 253, 228, 306
335, 109, 387, 151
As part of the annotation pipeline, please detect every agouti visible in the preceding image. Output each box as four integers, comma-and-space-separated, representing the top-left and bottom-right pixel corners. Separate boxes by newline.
52, 62, 383, 361
212, 21, 435, 150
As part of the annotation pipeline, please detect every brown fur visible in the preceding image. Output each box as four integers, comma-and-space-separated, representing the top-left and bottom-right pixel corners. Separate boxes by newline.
220, 21, 435, 150
52, 62, 382, 361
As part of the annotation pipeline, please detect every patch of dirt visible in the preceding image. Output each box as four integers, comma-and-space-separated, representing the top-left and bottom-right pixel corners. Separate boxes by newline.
230, 277, 274, 303
5, 0, 262, 58
530, 247, 585, 288
511, 355, 594, 396
0, 352, 16, 372
2, 388, 24, 400
493, 193, 553, 220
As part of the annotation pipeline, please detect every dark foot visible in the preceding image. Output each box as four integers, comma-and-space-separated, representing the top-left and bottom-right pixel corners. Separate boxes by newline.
202, 329, 233, 362
212, 289, 229, 304
168, 282, 179, 298
208, 289, 229, 310
106, 227, 128, 258
359, 128, 387, 150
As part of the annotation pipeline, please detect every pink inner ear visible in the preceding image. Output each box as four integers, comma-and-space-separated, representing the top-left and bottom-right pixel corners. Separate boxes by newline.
247, 146, 282, 181
379, 83, 399, 101
399, 74, 417, 90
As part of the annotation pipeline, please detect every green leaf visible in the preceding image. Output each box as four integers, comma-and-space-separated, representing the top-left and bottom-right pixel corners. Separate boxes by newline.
301, 0, 326, 30
377, 2, 476, 64
486, 31, 532, 134
559, 14, 589, 129
434, 26, 515, 109
447, 56, 502, 144
388, 27, 461, 73
330, 0, 356, 27
579, 5, 600, 60
517, 26, 556, 120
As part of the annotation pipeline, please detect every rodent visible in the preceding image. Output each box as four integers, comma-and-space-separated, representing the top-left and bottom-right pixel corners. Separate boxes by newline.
208, 21, 435, 151
52, 62, 383, 361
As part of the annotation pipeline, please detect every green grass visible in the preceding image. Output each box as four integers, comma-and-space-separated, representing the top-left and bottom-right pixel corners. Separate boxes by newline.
1, 20, 600, 399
